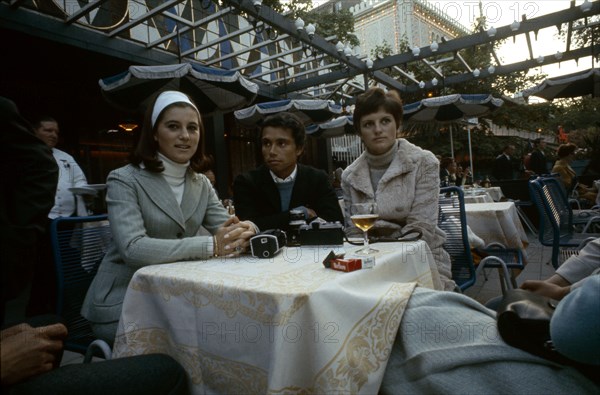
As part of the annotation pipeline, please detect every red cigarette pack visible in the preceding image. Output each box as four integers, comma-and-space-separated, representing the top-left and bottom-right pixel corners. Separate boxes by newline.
330, 258, 362, 272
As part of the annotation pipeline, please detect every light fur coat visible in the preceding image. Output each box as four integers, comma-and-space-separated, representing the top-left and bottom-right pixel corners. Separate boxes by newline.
342, 139, 454, 290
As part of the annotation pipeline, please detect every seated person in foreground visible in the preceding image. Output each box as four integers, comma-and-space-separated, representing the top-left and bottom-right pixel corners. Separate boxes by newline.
82, 91, 256, 344
520, 237, 599, 301
233, 112, 343, 231
380, 285, 598, 394
341, 87, 453, 291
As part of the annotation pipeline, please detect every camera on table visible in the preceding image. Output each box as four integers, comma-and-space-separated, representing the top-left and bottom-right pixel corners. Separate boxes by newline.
298, 221, 344, 246
250, 229, 287, 258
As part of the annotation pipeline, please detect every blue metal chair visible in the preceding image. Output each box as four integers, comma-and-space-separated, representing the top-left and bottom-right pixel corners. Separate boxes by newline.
528, 177, 600, 268
50, 214, 112, 360
438, 186, 476, 291
439, 187, 517, 294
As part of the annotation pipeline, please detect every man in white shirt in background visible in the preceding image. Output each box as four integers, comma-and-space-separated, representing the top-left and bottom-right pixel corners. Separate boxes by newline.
33, 116, 88, 218
27, 116, 89, 316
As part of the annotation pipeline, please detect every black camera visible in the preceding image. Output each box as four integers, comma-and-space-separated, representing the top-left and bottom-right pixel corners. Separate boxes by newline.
250, 229, 287, 258
298, 221, 344, 246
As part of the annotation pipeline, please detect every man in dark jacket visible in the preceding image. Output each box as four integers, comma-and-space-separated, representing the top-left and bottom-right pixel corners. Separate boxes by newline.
492, 144, 515, 180
233, 112, 343, 231
529, 138, 549, 175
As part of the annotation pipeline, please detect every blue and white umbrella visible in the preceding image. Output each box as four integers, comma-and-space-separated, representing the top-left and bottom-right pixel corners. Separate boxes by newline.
99, 63, 259, 113
306, 115, 354, 138
403, 94, 503, 123
234, 99, 342, 127
403, 94, 504, 177
522, 68, 599, 101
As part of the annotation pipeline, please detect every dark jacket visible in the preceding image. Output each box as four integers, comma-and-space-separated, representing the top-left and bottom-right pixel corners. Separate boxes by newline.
529, 149, 548, 175
233, 164, 343, 231
492, 154, 513, 180
0, 97, 58, 306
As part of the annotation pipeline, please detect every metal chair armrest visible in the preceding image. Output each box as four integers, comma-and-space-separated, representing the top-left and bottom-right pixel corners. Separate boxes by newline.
477, 256, 514, 292
581, 216, 600, 233
83, 339, 112, 363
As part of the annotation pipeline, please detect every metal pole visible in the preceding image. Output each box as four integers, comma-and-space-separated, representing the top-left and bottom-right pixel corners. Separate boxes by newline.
468, 126, 474, 179
450, 125, 454, 159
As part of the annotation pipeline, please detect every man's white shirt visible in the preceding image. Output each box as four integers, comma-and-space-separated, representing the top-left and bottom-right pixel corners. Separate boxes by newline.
49, 148, 88, 219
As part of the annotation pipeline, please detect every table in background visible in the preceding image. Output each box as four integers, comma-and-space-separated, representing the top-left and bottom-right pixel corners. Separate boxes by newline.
483, 186, 504, 202
462, 187, 503, 203
464, 202, 529, 261
113, 241, 438, 395
463, 193, 494, 204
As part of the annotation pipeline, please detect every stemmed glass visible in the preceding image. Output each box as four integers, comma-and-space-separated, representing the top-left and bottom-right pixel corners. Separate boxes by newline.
350, 202, 379, 255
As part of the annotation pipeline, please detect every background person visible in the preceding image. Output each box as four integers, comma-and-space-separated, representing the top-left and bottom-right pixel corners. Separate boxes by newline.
233, 112, 343, 231
81, 91, 256, 344
27, 115, 89, 316
439, 157, 466, 186
529, 137, 549, 175
492, 144, 515, 180
341, 87, 452, 291
33, 116, 89, 218
439, 157, 454, 185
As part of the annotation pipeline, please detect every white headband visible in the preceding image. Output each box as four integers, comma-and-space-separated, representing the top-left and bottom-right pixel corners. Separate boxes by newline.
151, 91, 200, 127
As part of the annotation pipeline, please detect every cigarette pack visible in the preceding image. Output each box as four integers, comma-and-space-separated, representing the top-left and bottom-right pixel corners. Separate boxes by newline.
330, 258, 362, 272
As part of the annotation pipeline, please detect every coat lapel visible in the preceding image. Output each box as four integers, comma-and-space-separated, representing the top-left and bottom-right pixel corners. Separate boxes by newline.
135, 169, 185, 230
181, 171, 203, 223
346, 154, 374, 198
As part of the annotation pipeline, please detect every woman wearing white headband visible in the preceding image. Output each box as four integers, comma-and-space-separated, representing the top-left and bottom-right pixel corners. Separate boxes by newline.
82, 90, 256, 344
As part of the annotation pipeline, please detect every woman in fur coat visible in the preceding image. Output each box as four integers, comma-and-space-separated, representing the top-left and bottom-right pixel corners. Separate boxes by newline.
341, 88, 454, 291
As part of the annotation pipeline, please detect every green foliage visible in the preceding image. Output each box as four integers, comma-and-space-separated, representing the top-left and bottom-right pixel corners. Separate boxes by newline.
262, 0, 312, 14
303, 9, 359, 47
558, 14, 600, 64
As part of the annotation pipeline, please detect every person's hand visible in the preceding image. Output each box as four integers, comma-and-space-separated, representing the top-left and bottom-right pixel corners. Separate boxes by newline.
213, 217, 256, 257
306, 208, 317, 220
520, 280, 570, 301
1, 323, 68, 386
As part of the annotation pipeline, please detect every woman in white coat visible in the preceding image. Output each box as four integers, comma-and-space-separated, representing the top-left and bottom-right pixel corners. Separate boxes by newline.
341, 88, 453, 290
82, 91, 256, 343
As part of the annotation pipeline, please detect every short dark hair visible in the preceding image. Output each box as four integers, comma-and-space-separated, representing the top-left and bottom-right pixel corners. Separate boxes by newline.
533, 137, 544, 144
260, 112, 305, 148
439, 157, 455, 169
32, 116, 58, 130
131, 91, 207, 173
557, 143, 577, 159
353, 87, 403, 134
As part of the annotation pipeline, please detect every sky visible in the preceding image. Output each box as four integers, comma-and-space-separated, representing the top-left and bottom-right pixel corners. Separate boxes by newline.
449, 0, 595, 79
313, 0, 595, 83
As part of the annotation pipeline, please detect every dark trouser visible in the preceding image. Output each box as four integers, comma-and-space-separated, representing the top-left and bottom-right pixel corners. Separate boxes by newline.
8, 354, 188, 395
4, 316, 188, 395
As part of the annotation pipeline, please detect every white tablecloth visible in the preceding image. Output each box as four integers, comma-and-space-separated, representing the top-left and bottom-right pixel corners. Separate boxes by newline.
464, 193, 494, 204
465, 202, 529, 260
483, 186, 504, 202
113, 241, 438, 394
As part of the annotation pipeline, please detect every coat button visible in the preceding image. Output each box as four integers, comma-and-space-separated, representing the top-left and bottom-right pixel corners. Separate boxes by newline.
177, 232, 183, 238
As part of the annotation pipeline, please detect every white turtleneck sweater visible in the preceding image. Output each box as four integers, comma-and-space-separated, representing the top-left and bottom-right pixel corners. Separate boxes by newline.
158, 152, 189, 205
364, 142, 398, 193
